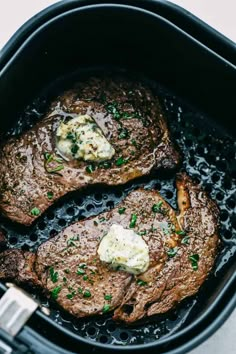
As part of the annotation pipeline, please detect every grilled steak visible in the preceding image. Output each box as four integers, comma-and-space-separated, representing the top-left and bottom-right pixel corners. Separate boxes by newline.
0, 173, 219, 322
0, 75, 179, 225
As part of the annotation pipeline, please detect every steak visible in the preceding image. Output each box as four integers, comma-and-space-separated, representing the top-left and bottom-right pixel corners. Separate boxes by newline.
0, 173, 220, 323
0, 75, 180, 225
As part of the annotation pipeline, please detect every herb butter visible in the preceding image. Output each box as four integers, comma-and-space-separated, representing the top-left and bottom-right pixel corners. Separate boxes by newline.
98, 224, 149, 274
56, 115, 115, 162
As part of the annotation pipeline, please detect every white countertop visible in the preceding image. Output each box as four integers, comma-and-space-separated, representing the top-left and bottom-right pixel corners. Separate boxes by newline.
0, 1, 235, 353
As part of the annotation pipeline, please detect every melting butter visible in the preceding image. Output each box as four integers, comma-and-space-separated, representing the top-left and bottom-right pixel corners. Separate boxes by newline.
56, 115, 115, 162
98, 224, 149, 275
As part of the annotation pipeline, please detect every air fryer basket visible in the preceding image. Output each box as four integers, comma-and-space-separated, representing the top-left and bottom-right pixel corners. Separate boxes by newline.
0, 2, 235, 354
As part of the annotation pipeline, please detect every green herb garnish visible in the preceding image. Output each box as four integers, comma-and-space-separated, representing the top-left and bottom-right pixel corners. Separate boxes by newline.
77, 268, 85, 275
99, 217, 106, 223
49, 267, 59, 283
129, 213, 137, 228
86, 164, 95, 174
131, 139, 138, 147
106, 102, 121, 120
118, 207, 126, 215
176, 230, 186, 236
181, 236, 190, 245
44, 152, 64, 174
167, 247, 178, 258
47, 165, 64, 173
102, 304, 110, 313
47, 191, 54, 200
138, 230, 147, 236
66, 291, 76, 300
51, 285, 62, 300
118, 127, 129, 139
67, 132, 76, 141
78, 287, 83, 294
115, 157, 128, 166
137, 279, 147, 286
83, 290, 91, 298
44, 152, 53, 161
67, 237, 77, 247
189, 254, 199, 271
78, 263, 87, 269
30, 207, 40, 216
83, 275, 88, 281
71, 144, 79, 155
99, 161, 111, 169
104, 294, 112, 301
152, 201, 163, 213
63, 277, 67, 283
64, 269, 70, 274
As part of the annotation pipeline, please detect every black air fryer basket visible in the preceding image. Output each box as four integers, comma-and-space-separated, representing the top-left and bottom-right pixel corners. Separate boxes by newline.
0, 1, 235, 353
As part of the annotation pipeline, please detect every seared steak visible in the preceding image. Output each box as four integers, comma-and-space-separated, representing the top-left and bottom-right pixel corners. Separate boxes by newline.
0, 173, 219, 322
0, 75, 179, 225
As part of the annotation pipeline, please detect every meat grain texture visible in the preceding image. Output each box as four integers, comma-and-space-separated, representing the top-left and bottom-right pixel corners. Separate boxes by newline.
0, 76, 179, 225
0, 173, 220, 323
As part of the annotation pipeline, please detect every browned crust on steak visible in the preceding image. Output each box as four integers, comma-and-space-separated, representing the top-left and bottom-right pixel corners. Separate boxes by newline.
0, 76, 180, 225
0, 173, 219, 322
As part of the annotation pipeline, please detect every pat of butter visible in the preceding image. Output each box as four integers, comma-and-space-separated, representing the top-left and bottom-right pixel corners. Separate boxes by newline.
98, 224, 149, 275
56, 114, 115, 162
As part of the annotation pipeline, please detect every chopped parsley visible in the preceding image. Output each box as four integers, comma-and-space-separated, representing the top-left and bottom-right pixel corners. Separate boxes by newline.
118, 207, 126, 215
64, 269, 70, 274
78, 287, 83, 294
189, 254, 199, 271
138, 230, 147, 236
71, 144, 79, 155
104, 294, 112, 301
176, 230, 186, 236
44, 152, 52, 161
181, 236, 190, 245
99, 217, 106, 223
47, 165, 64, 173
129, 213, 137, 228
78, 263, 87, 269
167, 247, 178, 258
83, 275, 88, 281
152, 201, 163, 213
66, 132, 77, 142
118, 127, 129, 139
86, 164, 95, 174
51, 285, 62, 300
131, 139, 138, 147
67, 237, 78, 247
47, 191, 54, 200
44, 152, 64, 174
49, 267, 59, 283
30, 207, 40, 216
102, 304, 110, 313
106, 102, 121, 120
77, 268, 85, 275
136, 279, 147, 286
115, 157, 128, 166
66, 291, 76, 300
83, 290, 91, 298
99, 161, 111, 169
63, 277, 67, 283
